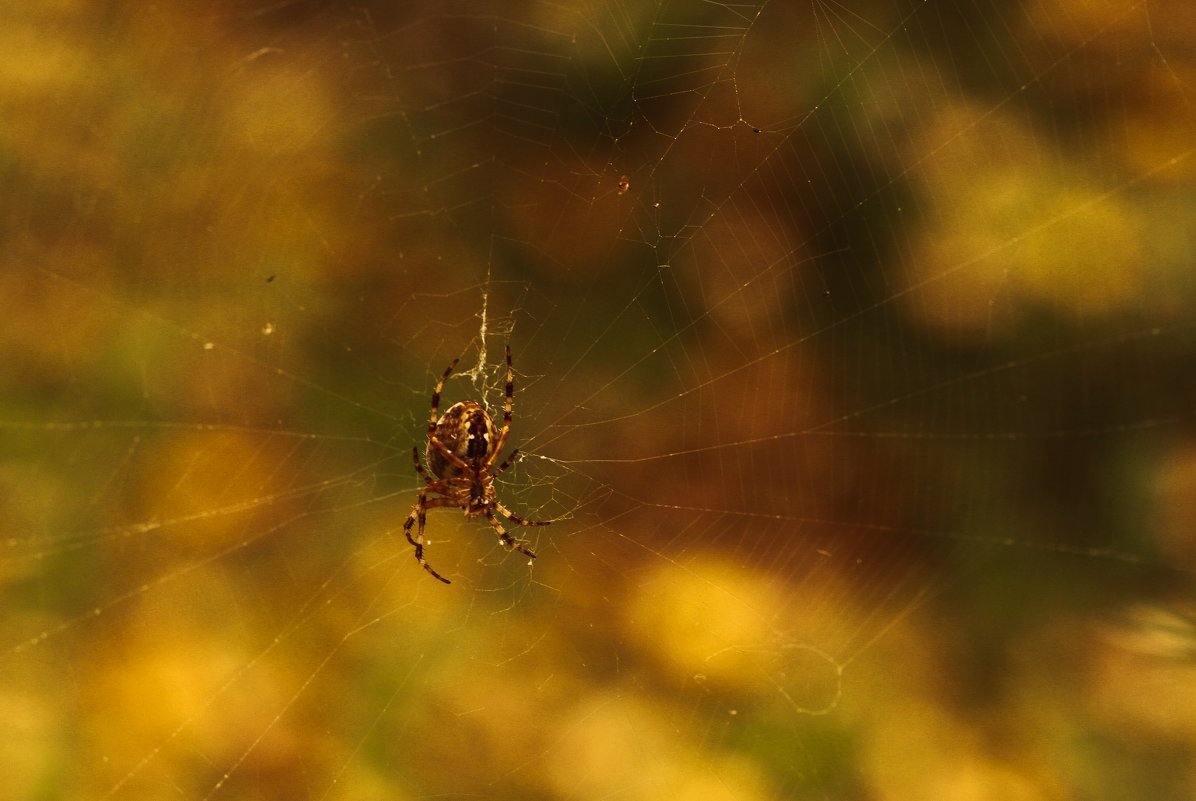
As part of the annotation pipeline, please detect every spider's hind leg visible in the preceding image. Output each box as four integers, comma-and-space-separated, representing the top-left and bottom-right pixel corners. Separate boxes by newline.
402, 489, 451, 584
483, 508, 537, 560
494, 500, 552, 528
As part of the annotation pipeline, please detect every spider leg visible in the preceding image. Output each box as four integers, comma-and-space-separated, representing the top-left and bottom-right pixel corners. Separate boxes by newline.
428, 432, 470, 473
494, 500, 552, 527
422, 496, 467, 516
484, 507, 537, 559
491, 448, 551, 526
428, 355, 461, 439
412, 446, 433, 484
416, 443, 474, 485
483, 344, 515, 470
491, 447, 519, 477
402, 486, 451, 584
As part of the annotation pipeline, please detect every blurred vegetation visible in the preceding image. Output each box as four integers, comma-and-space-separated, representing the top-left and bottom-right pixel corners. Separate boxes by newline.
2, 1, 1195, 800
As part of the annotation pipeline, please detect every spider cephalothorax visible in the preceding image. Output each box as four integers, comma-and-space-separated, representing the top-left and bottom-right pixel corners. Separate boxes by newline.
402, 345, 550, 584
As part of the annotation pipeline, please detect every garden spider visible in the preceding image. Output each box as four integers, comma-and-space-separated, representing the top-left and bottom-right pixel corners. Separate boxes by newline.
403, 344, 550, 583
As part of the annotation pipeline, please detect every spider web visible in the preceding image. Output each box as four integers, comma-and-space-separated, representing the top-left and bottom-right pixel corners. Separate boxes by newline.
3, 0, 1196, 798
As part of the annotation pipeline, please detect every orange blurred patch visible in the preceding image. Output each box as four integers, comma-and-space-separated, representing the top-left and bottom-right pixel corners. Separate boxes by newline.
127, 429, 294, 552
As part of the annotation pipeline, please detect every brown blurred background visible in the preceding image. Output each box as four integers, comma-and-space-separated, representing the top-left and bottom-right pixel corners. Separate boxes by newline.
2, 1, 1195, 799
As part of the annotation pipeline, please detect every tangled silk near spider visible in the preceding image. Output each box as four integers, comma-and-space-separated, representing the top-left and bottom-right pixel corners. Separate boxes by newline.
402, 344, 550, 584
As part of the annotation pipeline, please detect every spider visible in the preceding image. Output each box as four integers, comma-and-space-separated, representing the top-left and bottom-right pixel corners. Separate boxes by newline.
403, 344, 550, 583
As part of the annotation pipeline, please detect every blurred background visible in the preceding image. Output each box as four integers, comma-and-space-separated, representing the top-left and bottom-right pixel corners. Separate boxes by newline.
2, 1, 1195, 798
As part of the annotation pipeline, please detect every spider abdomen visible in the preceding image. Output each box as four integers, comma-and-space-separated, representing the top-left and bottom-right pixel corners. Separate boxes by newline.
427, 400, 497, 479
